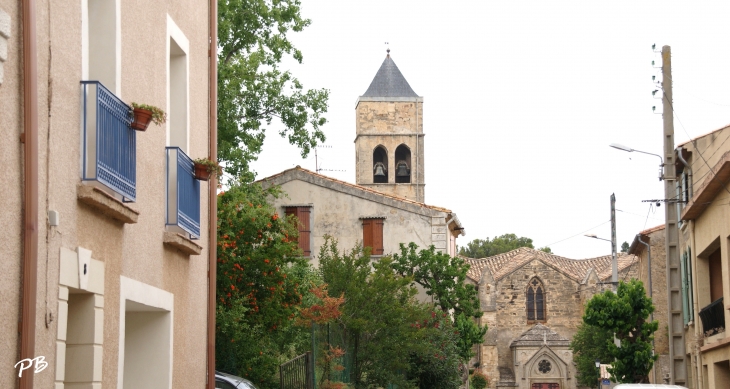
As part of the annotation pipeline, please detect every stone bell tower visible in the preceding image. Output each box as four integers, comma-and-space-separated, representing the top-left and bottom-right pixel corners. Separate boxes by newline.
355, 50, 425, 202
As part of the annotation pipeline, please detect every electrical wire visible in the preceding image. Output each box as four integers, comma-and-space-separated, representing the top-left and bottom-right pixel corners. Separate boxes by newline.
542, 220, 611, 248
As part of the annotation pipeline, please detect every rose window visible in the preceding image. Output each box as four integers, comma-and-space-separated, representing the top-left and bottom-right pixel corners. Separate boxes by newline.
538, 359, 551, 374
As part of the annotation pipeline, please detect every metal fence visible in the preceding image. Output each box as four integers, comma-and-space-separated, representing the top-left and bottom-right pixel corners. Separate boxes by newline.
81, 81, 136, 202
280, 352, 314, 389
165, 147, 201, 238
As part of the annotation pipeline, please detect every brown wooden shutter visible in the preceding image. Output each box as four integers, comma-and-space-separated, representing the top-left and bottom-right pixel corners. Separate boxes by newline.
373, 218, 384, 255
362, 219, 373, 252
297, 207, 311, 257
285, 206, 311, 257
362, 218, 384, 255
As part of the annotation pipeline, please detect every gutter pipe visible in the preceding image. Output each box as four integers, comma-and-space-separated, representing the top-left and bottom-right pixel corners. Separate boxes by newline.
635, 234, 654, 384
20, 0, 39, 387
677, 148, 691, 200
207, 0, 218, 386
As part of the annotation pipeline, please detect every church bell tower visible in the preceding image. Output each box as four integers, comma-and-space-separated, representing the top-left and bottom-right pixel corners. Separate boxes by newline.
355, 50, 425, 202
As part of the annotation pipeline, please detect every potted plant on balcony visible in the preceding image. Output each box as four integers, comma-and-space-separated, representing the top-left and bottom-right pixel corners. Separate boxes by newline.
129, 102, 167, 131
192, 158, 222, 181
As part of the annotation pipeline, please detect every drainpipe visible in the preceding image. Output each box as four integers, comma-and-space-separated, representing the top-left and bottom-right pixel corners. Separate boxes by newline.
207, 0, 218, 386
20, 0, 39, 388
636, 234, 654, 384
677, 148, 691, 199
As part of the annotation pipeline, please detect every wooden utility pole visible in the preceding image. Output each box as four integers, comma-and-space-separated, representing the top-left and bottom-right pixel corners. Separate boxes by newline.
661, 45, 687, 387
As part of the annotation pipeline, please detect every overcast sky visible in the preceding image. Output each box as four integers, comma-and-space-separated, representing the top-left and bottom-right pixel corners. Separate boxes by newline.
249, 1, 730, 259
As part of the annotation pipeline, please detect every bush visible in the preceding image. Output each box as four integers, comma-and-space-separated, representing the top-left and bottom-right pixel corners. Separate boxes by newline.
471, 370, 489, 389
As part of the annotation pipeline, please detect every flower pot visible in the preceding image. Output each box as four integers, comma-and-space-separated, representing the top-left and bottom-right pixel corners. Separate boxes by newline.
194, 162, 211, 181
130, 108, 153, 131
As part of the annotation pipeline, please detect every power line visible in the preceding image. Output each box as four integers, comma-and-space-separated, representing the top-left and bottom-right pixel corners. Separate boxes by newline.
543, 220, 611, 248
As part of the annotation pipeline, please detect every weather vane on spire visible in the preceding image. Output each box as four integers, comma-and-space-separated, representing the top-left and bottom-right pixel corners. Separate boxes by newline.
385, 42, 390, 56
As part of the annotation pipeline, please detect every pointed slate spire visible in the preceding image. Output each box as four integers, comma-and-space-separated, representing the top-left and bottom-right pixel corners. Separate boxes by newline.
362, 50, 418, 97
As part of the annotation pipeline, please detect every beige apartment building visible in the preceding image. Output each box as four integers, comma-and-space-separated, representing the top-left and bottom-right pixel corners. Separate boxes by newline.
673, 124, 730, 389
0, 1, 217, 388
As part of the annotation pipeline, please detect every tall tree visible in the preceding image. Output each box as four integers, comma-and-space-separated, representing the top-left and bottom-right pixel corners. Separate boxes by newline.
621, 241, 630, 253
570, 323, 614, 387
391, 243, 487, 384
218, 0, 329, 181
215, 183, 316, 388
582, 280, 658, 383
317, 238, 462, 389
459, 233, 536, 258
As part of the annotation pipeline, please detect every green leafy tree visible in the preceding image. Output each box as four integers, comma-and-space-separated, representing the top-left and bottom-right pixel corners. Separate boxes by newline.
538, 246, 552, 253
216, 183, 317, 387
390, 243, 487, 384
582, 280, 659, 383
318, 238, 462, 389
459, 233, 536, 258
570, 323, 614, 387
621, 241, 630, 253
218, 0, 329, 181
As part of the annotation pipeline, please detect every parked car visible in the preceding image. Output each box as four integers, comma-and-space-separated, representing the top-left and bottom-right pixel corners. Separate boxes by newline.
215, 371, 259, 389
614, 385, 689, 389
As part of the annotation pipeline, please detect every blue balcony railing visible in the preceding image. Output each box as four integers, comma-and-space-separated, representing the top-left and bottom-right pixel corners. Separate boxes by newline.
81, 81, 136, 202
166, 147, 201, 239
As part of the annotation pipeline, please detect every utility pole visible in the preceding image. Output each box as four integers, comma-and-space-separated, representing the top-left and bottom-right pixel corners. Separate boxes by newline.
610, 194, 618, 285
661, 45, 687, 387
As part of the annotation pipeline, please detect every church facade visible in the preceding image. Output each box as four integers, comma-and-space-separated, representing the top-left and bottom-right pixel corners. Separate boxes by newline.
463, 248, 639, 389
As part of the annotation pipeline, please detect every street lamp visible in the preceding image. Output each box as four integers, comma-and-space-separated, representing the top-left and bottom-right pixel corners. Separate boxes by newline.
595, 360, 601, 389
609, 143, 665, 181
584, 234, 611, 242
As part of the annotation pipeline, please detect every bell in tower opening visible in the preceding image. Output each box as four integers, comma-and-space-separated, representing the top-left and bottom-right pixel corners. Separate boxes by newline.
373, 146, 388, 183
394, 144, 411, 183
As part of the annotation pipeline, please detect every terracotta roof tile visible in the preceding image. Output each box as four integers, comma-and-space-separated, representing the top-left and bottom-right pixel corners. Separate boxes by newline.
462, 247, 636, 283
257, 166, 453, 213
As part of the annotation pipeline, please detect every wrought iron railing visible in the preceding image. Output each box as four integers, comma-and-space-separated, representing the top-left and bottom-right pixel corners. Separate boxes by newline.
81, 81, 136, 202
166, 147, 201, 239
280, 352, 314, 389
699, 297, 725, 336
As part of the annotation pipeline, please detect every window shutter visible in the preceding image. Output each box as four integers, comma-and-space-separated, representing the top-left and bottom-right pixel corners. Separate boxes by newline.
361, 218, 384, 255
285, 206, 311, 257
688, 247, 694, 320
362, 219, 374, 252
373, 218, 384, 255
681, 251, 689, 324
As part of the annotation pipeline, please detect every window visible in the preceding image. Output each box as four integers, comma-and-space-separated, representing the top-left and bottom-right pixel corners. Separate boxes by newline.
681, 247, 694, 324
84, 0, 120, 93
167, 16, 189, 152
709, 248, 723, 303
361, 217, 384, 255
526, 278, 546, 322
394, 144, 411, 183
284, 206, 311, 257
373, 146, 388, 183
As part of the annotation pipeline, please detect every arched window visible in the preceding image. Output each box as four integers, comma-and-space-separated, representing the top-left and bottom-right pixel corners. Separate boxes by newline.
526, 278, 546, 322
394, 144, 411, 183
373, 146, 388, 183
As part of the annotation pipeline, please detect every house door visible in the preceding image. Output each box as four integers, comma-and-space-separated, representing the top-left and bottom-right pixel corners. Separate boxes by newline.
531, 384, 559, 389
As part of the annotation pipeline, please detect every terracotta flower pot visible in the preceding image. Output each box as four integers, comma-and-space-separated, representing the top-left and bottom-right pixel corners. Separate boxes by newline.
130, 108, 153, 131
194, 162, 211, 181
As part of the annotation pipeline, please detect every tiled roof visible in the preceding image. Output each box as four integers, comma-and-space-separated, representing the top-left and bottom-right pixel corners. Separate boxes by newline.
510, 323, 571, 347
462, 247, 636, 283
257, 166, 464, 233
362, 54, 418, 98
628, 224, 665, 255
258, 166, 450, 212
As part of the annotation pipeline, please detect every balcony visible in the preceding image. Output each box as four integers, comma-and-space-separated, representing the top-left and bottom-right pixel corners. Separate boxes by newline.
81, 81, 136, 202
165, 147, 201, 239
699, 297, 725, 336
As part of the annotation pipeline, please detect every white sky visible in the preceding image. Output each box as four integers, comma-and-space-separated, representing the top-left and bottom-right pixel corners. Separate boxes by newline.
249, 1, 730, 259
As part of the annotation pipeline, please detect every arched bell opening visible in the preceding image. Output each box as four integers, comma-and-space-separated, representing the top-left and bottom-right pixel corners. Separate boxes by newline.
373, 146, 388, 183
394, 144, 411, 183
